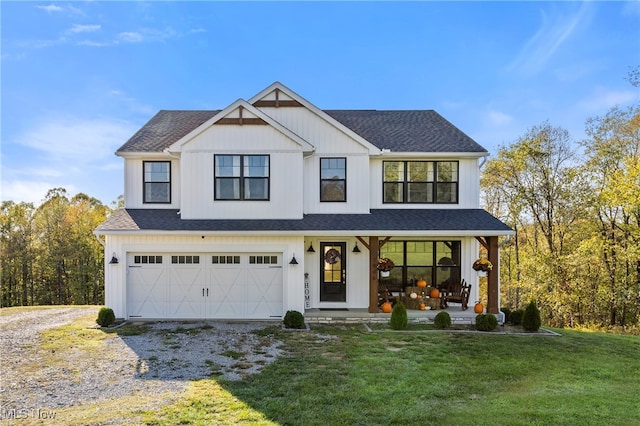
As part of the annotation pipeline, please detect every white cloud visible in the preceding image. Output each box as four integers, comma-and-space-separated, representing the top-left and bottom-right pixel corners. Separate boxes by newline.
487, 110, 514, 126
66, 24, 101, 34
36, 4, 63, 13
14, 116, 136, 164
507, 3, 592, 76
118, 32, 144, 43
578, 88, 639, 112
1, 180, 77, 205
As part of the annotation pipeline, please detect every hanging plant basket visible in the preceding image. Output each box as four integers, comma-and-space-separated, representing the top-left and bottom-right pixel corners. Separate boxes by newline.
472, 258, 493, 272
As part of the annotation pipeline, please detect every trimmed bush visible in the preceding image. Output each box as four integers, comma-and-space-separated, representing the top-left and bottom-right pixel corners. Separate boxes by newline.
434, 311, 451, 329
522, 301, 542, 332
390, 301, 408, 330
475, 314, 498, 331
96, 307, 116, 327
283, 310, 305, 329
509, 309, 524, 326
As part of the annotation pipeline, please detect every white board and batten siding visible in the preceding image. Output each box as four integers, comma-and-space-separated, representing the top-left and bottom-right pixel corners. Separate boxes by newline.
104, 234, 305, 320
123, 158, 181, 209
369, 157, 482, 209
178, 124, 305, 220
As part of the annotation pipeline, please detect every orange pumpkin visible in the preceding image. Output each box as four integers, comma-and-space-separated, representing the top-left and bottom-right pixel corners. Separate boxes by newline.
419, 303, 426, 310
416, 279, 427, 288
381, 302, 393, 313
430, 288, 440, 298
474, 302, 484, 314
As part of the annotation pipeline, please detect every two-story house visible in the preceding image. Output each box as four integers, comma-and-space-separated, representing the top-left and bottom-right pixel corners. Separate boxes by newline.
95, 82, 513, 321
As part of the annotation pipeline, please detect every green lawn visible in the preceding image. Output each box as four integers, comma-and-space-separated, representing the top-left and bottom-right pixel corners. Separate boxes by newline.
144, 326, 640, 426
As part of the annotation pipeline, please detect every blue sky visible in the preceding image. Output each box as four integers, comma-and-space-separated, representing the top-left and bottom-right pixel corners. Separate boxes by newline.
2, 1, 639, 205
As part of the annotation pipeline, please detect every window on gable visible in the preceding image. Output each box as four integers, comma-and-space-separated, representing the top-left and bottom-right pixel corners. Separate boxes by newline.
143, 161, 171, 204
383, 161, 458, 204
320, 157, 346, 202
214, 155, 269, 200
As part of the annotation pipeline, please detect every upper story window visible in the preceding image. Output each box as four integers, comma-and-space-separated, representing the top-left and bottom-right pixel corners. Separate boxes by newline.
320, 157, 346, 202
214, 155, 270, 200
143, 161, 171, 204
383, 161, 458, 204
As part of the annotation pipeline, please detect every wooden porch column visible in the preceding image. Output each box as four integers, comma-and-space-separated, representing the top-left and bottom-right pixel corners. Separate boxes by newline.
368, 236, 380, 313
486, 236, 500, 314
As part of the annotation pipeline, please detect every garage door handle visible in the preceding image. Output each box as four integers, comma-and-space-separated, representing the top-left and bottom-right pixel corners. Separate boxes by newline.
206, 288, 209, 297
202, 288, 205, 297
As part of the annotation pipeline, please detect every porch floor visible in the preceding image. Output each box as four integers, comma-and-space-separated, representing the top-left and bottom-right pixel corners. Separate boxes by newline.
305, 307, 494, 325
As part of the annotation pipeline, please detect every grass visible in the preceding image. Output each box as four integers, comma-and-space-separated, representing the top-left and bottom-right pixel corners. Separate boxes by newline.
7, 307, 640, 425
143, 325, 640, 426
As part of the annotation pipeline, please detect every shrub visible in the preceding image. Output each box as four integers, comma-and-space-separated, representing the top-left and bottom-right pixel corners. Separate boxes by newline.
96, 307, 116, 327
434, 311, 451, 329
509, 309, 524, 326
522, 301, 542, 332
390, 301, 408, 330
475, 314, 498, 331
283, 310, 305, 329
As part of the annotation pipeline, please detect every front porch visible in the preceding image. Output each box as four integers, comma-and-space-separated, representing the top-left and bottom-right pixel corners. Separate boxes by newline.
304, 308, 500, 326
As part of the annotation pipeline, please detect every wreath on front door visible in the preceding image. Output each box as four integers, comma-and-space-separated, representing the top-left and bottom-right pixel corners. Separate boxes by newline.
324, 248, 341, 264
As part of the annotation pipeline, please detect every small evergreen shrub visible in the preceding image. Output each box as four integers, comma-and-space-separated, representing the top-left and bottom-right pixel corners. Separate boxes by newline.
283, 310, 305, 329
475, 314, 498, 331
390, 301, 408, 330
522, 301, 542, 332
434, 311, 451, 329
96, 307, 115, 327
509, 309, 524, 326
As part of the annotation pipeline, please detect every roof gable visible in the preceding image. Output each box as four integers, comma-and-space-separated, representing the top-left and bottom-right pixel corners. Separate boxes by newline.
249, 82, 381, 155
166, 99, 315, 153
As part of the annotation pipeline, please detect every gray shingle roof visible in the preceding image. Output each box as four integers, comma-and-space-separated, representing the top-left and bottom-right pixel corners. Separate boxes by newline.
117, 109, 487, 154
325, 110, 486, 153
97, 208, 512, 234
118, 110, 219, 152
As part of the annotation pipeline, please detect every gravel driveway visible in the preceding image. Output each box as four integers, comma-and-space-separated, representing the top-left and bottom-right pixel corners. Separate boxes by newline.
0, 307, 283, 418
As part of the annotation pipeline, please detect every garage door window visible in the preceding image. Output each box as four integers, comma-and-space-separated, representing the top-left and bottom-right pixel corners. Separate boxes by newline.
250, 255, 278, 264
134, 255, 162, 264
212, 255, 240, 264
171, 255, 200, 264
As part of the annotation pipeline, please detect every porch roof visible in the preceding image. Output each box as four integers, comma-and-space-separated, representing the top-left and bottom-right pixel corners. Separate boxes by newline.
96, 208, 514, 236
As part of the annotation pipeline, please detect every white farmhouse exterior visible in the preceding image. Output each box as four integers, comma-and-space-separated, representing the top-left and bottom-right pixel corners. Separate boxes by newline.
95, 82, 513, 320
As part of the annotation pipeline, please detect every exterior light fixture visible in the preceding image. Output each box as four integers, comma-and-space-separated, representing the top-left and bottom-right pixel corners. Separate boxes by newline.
352, 242, 361, 253
289, 254, 299, 265
109, 253, 119, 264
307, 243, 315, 253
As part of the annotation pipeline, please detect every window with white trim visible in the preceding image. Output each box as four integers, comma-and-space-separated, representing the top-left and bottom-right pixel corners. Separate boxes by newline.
320, 157, 346, 202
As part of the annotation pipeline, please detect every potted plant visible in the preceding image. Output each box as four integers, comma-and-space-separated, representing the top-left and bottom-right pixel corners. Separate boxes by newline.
377, 257, 395, 277
472, 257, 493, 276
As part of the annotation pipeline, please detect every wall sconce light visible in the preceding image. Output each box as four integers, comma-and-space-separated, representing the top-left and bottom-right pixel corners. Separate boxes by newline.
307, 243, 315, 253
352, 242, 361, 253
109, 253, 119, 264
289, 254, 299, 265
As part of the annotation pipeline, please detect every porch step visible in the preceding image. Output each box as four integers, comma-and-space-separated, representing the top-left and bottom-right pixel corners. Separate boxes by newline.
304, 308, 493, 326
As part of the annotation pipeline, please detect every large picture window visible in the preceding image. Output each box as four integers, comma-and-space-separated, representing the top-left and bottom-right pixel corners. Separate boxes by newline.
143, 161, 171, 203
379, 240, 461, 291
383, 161, 458, 204
320, 157, 346, 202
214, 155, 269, 200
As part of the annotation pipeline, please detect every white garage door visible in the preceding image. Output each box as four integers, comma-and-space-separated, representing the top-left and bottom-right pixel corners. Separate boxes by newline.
127, 253, 283, 320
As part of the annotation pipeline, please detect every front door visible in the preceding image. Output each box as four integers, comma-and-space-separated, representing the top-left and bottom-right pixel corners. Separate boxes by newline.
320, 242, 347, 302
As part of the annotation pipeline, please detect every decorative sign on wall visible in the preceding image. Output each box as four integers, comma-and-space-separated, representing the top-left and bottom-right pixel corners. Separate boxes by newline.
304, 273, 311, 309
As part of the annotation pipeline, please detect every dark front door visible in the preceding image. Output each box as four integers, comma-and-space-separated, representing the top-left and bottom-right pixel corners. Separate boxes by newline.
320, 242, 346, 302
